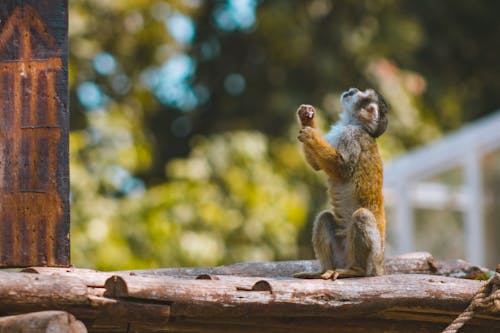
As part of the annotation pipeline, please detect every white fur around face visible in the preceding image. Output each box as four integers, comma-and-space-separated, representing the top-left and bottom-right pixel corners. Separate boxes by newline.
340, 95, 355, 115
325, 88, 363, 147
326, 88, 382, 144
324, 110, 350, 147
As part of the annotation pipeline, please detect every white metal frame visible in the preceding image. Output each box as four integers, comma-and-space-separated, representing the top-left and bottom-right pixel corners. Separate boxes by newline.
383, 110, 500, 265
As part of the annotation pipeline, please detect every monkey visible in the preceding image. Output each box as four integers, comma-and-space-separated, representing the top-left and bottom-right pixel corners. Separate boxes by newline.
294, 88, 388, 280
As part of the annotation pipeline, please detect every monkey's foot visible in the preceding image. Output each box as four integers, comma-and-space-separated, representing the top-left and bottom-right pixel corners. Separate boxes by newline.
293, 270, 339, 280
297, 104, 316, 127
320, 270, 340, 280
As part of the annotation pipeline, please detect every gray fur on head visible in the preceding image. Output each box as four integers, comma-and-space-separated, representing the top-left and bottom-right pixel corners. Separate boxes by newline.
340, 88, 388, 138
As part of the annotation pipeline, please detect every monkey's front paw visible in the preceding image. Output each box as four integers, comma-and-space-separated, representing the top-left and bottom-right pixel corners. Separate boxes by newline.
297, 104, 316, 127
298, 126, 316, 144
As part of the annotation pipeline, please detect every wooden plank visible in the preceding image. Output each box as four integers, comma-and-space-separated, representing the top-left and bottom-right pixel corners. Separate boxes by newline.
0, 311, 87, 333
0, 271, 171, 331
20, 252, 491, 289
0, 1, 69, 267
0, 269, 497, 332
102, 273, 500, 332
122, 252, 440, 277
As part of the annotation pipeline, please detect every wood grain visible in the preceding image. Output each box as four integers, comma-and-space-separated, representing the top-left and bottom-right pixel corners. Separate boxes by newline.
0, 1, 69, 268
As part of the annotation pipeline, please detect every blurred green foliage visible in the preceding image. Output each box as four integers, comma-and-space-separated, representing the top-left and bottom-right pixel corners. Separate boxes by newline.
69, 0, 500, 269
72, 130, 314, 269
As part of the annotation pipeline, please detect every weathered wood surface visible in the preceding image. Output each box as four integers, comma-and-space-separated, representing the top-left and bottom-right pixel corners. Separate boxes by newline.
0, 271, 170, 332
0, 311, 86, 333
22, 251, 490, 286
0, 254, 497, 332
0, 1, 69, 268
102, 274, 499, 329
125, 251, 439, 278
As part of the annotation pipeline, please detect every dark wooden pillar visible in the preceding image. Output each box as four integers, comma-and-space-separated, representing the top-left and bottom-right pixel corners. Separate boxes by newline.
0, 1, 69, 267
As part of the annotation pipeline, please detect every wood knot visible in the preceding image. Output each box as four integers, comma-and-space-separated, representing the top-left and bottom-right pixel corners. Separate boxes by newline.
104, 275, 128, 298
196, 274, 219, 280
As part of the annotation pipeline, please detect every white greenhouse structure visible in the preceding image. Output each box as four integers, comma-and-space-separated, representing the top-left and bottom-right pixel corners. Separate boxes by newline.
384, 110, 500, 268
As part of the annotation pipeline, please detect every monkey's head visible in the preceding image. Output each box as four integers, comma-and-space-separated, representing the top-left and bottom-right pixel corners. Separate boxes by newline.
340, 88, 388, 138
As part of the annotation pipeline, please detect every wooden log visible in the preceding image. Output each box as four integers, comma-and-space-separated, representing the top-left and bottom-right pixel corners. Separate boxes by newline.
0, 271, 90, 310
0, 271, 170, 332
121, 252, 437, 277
0, 311, 86, 333
21, 252, 490, 290
21, 267, 116, 287
21, 252, 439, 287
1, 268, 498, 332
87, 296, 170, 331
103, 273, 500, 332
435, 258, 493, 279
119, 251, 490, 279
135, 317, 490, 333
16, 253, 494, 332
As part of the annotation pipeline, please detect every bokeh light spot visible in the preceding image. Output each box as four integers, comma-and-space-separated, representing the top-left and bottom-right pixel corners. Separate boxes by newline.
213, 0, 257, 31
166, 13, 196, 44
77, 81, 104, 109
93, 52, 117, 75
224, 73, 246, 95
142, 54, 203, 111
171, 116, 193, 138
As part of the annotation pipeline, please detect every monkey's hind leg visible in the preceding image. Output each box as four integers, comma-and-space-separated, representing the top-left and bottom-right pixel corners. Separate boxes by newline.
293, 211, 347, 279
342, 208, 384, 277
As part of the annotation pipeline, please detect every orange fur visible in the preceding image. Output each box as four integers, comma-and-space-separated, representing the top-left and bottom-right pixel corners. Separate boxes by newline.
300, 126, 385, 247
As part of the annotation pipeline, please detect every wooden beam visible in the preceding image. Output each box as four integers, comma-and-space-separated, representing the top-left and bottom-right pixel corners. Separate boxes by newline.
21, 252, 491, 287
0, 311, 87, 333
0, 271, 171, 331
0, 1, 69, 267
5, 254, 494, 332
102, 273, 499, 332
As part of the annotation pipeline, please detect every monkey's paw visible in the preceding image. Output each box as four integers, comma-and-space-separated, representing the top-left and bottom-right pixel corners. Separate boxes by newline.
321, 270, 340, 280
297, 104, 316, 127
292, 270, 339, 280
298, 126, 317, 144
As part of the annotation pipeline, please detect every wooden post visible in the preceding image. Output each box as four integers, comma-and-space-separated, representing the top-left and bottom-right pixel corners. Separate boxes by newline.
0, 1, 69, 267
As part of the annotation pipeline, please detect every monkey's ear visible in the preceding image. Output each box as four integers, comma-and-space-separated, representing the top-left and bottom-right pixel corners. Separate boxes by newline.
367, 102, 388, 138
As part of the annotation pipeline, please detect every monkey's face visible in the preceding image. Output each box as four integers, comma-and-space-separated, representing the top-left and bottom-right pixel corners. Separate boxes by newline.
340, 88, 388, 138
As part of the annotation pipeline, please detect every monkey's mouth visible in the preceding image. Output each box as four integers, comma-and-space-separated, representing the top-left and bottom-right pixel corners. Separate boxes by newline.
341, 87, 359, 100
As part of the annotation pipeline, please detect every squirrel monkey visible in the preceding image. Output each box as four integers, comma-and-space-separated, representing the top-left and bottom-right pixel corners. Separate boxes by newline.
294, 88, 388, 280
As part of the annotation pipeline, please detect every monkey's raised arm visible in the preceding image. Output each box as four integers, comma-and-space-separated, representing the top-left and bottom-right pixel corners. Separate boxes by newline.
297, 105, 321, 170
297, 104, 321, 171
296, 104, 361, 177
298, 126, 347, 176
303, 145, 321, 171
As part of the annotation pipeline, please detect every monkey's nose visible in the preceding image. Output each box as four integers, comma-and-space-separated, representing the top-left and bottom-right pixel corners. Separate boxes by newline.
341, 88, 359, 100
346, 88, 359, 96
